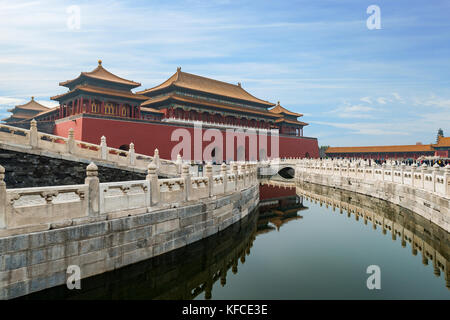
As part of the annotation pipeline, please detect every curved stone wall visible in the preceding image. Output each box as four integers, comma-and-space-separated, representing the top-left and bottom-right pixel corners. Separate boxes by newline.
0, 184, 259, 299
296, 166, 450, 232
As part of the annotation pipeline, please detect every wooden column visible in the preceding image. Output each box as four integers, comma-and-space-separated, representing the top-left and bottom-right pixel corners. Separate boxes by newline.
101, 100, 105, 114
88, 98, 92, 113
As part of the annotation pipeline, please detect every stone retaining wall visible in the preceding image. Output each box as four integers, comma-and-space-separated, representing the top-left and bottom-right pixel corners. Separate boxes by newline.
297, 171, 450, 232
0, 184, 259, 299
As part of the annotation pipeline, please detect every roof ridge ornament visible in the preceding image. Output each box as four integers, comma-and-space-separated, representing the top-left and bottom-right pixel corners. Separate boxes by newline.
98, 59, 102, 66
277, 101, 280, 106
237, 82, 241, 87
31, 96, 34, 101
177, 66, 181, 72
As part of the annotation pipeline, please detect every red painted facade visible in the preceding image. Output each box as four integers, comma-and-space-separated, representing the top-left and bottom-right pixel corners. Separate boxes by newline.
54, 115, 319, 161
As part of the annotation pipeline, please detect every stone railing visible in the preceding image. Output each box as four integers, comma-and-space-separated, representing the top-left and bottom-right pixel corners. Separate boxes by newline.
0, 161, 259, 237
295, 159, 450, 198
0, 121, 177, 176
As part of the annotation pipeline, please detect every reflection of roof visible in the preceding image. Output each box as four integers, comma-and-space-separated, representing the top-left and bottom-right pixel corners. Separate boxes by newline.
60, 60, 141, 88
326, 144, 435, 154
434, 136, 450, 148
51, 84, 148, 101
141, 94, 282, 118
7, 97, 48, 113
269, 102, 303, 117
137, 68, 275, 107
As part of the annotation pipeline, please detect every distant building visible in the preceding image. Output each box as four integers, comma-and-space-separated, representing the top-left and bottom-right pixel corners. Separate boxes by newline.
325, 138, 450, 159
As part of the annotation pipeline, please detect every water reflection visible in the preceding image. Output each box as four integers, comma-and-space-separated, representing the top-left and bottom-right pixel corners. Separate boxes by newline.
21, 180, 450, 299
263, 179, 450, 290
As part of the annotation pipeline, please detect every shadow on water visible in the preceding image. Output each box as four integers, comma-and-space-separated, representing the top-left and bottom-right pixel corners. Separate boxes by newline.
20, 180, 450, 299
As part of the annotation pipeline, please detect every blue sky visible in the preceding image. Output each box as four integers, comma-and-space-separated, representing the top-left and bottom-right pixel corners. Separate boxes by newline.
0, 0, 449, 146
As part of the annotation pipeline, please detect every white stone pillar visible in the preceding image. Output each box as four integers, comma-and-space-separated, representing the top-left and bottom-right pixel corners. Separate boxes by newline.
66, 128, 75, 154
128, 142, 135, 166
182, 164, 191, 201
221, 162, 228, 193
421, 163, 427, 189
205, 162, 213, 197
29, 118, 38, 148
240, 163, 247, 188
401, 163, 405, 184
146, 164, 160, 206
154, 148, 160, 170
232, 162, 238, 191
432, 163, 439, 192
100, 136, 107, 160
0, 165, 6, 229
445, 164, 450, 196
85, 162, 100, 216
411, 163, 417, 187
176, 153, 182, 175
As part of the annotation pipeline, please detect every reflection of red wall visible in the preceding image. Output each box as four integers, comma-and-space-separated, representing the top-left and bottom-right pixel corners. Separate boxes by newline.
54, 116, 319, 160
259, 184, 296, 201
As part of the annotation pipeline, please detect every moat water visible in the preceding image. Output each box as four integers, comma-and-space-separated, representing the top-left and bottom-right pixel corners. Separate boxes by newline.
22, 181, 450, 300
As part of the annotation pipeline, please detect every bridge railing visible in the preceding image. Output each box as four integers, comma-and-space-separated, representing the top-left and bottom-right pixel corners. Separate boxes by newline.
0, 120, 177, 176
292, 158, 450, 198
0, 162, 259, 236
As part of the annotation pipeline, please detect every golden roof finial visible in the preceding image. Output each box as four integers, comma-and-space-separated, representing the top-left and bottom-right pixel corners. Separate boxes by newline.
98, 59, 102, 66
277, 101, 280, 106
31, 96, 34, 101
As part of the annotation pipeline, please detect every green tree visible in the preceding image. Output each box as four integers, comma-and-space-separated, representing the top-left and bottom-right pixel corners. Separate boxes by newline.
436, 128, 444, 143
319, 145, 330, 158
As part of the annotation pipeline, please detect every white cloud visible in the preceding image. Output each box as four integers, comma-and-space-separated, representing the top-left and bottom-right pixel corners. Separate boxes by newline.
0, 97, 26, 106
376, 97, 388, 104
360, 97, 372, 104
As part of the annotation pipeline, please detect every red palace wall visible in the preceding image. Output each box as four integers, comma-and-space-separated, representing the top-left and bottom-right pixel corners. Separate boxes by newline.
54, 116, 319, 161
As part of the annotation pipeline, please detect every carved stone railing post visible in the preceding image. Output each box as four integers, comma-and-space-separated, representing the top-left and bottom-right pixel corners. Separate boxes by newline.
100, 136, 107, 160
239, 163, 246, 188
444, 164, 450, 196
182, 164, 191, 201
221, 163, 228, 193
411, 163, 417, 187
67, 128, 75, 154
147, 164, 160, 206
401, 163, 405, 184
128, 142, 135, 166
421, 163, 427, 189
30, 119, 38, 148
232, 162, 238, 191
382, 163, 386, 181
432, 163, 439, 192
205, 162, 213, 197
0, 165, 6, 229
85, 162, 100, 216
154, 148, 160, 171
176, 154, 182, 174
